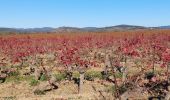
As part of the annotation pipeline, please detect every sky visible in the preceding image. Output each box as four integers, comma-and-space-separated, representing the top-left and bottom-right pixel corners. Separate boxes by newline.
0, 0, 170, 28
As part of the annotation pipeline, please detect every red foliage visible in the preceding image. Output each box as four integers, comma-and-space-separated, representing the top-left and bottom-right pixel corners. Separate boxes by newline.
0, 30, 169, 70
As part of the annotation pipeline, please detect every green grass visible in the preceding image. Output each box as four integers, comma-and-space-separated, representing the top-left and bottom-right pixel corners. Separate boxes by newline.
29, 79, 39, 86
72, 71, 80, 79
5, 75, 35, 83
107, 85, 116, 93
114, 72, 123, 78
40, 74, 48, 81
53, 72, 67, 82
34, 89, 45, 95
84, 70, 102, 81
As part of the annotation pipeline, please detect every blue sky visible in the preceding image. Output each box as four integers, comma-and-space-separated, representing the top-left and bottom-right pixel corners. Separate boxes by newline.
0, 0, 170, 28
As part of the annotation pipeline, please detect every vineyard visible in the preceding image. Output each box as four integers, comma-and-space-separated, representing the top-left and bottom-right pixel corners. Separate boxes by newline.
0, 30, 170, 100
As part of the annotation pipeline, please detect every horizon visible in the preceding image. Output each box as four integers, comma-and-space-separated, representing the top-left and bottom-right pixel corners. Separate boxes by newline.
0, 0, 170, 28
0, 24, 168, 29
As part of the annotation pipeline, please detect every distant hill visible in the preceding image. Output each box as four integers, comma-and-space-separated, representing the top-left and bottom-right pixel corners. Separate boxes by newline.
100, 25, 147, 31
19, 27, 55, 32
0, 27, 55, 33
0, 25, 170, 33
0, 28, 18, 32
55, 27, 82, 32
159, 25, 170, 29
55, 25, 148, 32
